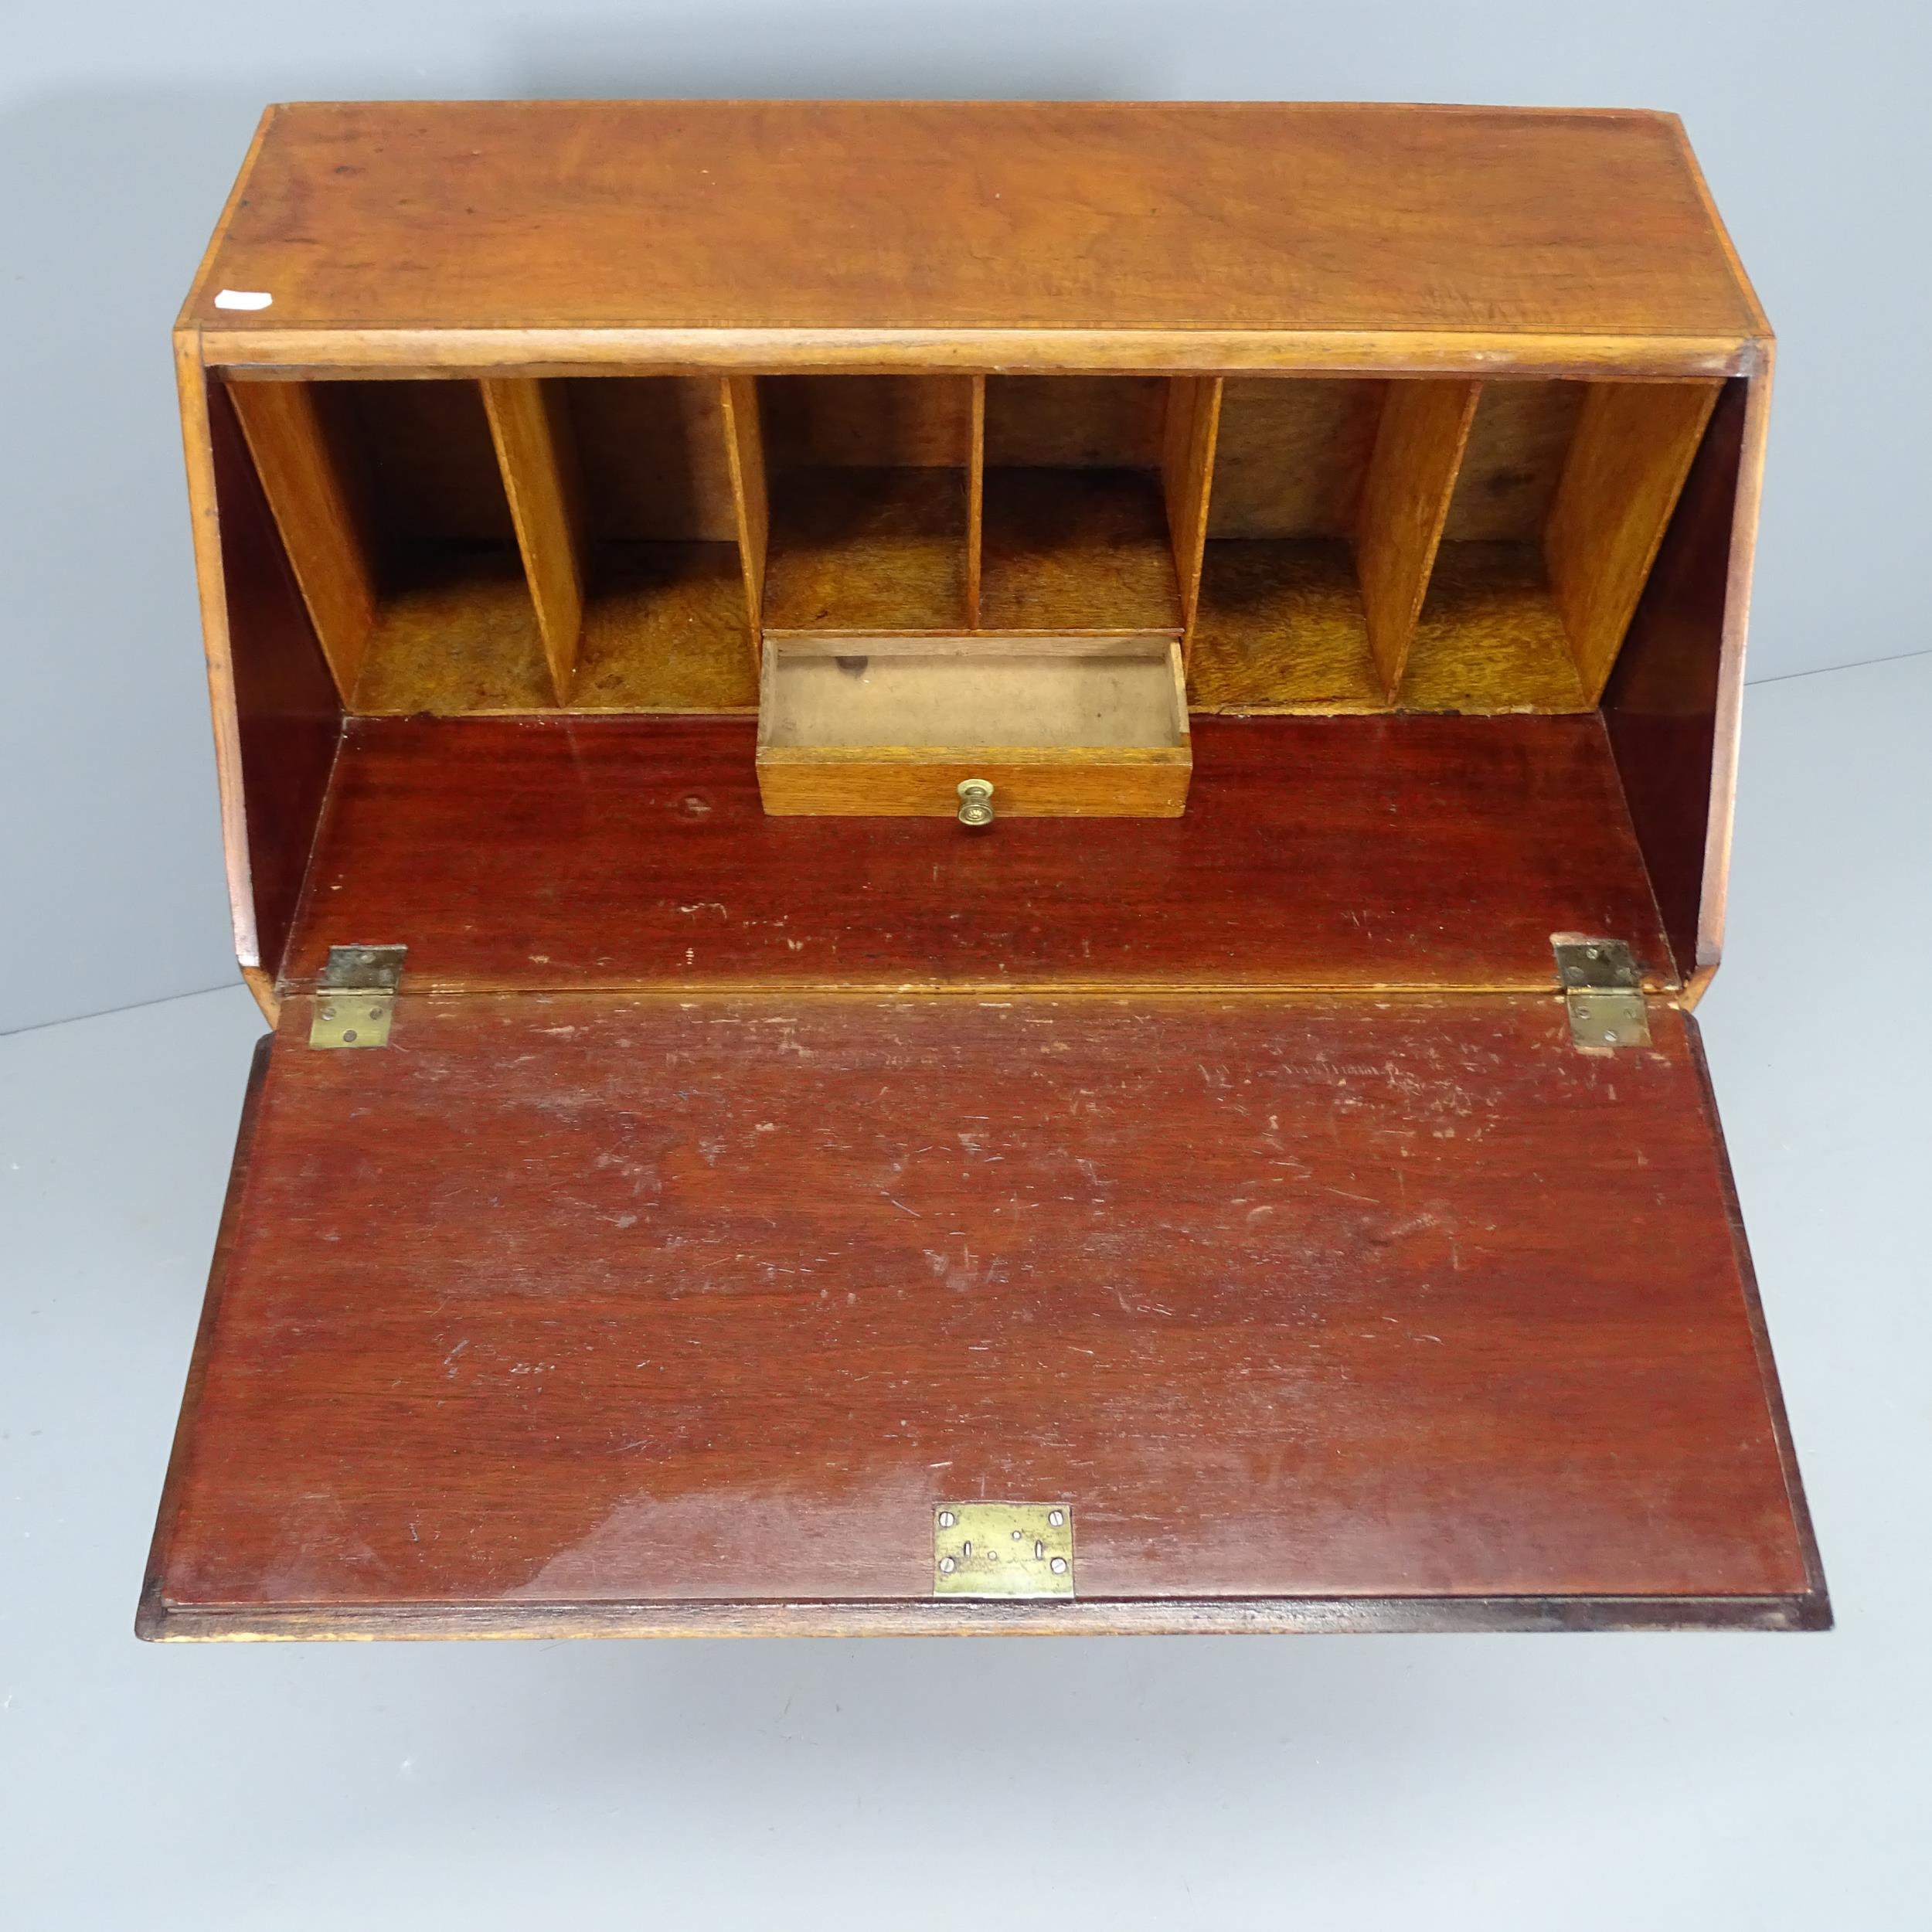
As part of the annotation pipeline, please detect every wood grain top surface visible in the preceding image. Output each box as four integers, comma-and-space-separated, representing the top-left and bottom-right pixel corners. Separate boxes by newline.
146, 992, 1812, 1628
185, 101, 1764, 345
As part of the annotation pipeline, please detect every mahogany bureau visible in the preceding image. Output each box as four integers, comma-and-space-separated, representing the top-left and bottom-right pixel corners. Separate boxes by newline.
141, 100, 1825, 1638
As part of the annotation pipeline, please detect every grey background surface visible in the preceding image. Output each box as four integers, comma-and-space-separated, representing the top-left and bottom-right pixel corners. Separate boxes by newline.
1, 0, 1927, 1032
4, 7, 1930, 1925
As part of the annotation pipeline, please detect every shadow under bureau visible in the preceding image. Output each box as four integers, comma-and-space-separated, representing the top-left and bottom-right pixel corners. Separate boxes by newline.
141, 100, 1825, 1638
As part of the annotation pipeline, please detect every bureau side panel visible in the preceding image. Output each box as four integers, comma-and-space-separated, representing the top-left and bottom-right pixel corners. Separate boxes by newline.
1602, 374, 1755, 992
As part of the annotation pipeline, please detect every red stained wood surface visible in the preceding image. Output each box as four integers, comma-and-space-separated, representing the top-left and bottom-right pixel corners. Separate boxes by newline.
209, 380, 344, 977
145, 992, 1815, 1632
284, 715, 1675, 994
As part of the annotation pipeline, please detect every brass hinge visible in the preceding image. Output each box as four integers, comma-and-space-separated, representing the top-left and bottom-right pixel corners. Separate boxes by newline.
934, 1502, 1074, 1598
1553, 936, 1651, 1051
308, 944, 406, 1049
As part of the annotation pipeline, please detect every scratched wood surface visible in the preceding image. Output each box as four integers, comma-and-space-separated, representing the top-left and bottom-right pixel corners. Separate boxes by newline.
143, 992, 1813, 1627
184, 103, 1762, 343
281, 714, 1673, 992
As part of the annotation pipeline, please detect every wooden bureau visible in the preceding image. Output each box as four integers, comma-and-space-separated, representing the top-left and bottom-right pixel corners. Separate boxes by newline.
141, 100, 1825, 1638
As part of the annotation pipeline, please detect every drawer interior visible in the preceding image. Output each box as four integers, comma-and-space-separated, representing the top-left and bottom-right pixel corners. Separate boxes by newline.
756, 635, 1191, 817
760, 637, 1187, 750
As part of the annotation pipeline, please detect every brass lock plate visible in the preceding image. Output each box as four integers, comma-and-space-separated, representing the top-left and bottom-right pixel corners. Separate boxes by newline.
934, 1502, 1073, 1597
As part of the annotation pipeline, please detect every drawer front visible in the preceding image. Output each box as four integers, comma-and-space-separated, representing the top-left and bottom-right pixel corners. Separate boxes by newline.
757, 748, 1190, 817
757, 634, 1191, 818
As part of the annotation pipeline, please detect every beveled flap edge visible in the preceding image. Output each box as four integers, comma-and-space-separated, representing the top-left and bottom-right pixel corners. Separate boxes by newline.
142, 1588, 1830, 1643
1682, 1014, 1832, 1621
138, 1036, 272, 1643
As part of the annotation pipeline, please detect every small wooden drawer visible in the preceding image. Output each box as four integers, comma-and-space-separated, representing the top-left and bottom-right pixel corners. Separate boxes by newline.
755, 635, 1192, 817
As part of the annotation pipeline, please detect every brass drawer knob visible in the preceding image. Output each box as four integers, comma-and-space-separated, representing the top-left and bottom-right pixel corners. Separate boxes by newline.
956, 778, 995, 828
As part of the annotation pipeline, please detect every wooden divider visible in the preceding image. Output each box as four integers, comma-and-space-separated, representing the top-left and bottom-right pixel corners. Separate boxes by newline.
1546, 382, 1722, 703
481, 379, 584, 704
1162, 377, 1223, 658
732, 376, 1213, 645
229, 369, 1719, 722
233, 376, 552, 715
966, 376, 987, 628
1400, 377, 1721, 713
228, 380, 378, 702
1355, 380, 1481, 699
720, 375, 768, 667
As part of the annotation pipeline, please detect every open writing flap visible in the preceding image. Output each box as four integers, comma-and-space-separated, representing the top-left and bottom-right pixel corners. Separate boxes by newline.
143, 989, 1823, 1638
